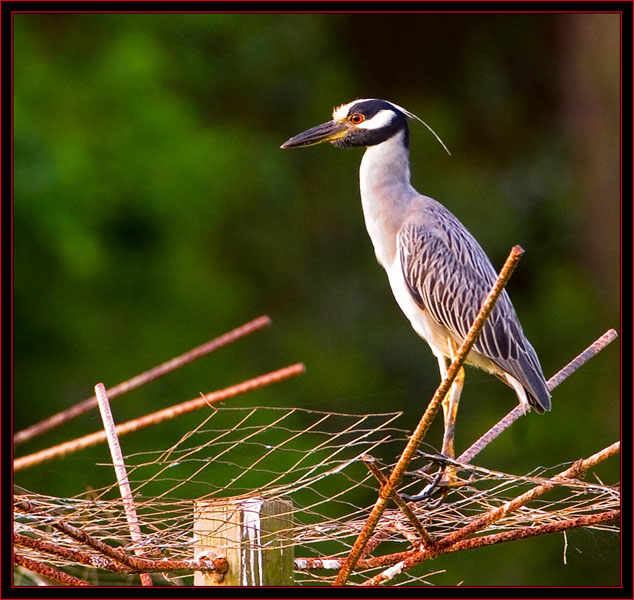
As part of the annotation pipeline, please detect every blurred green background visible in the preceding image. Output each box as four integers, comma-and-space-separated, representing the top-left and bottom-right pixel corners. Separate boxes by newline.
13, 13, 620, 586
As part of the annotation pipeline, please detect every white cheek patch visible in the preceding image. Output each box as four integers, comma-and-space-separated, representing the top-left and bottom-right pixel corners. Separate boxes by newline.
357, 109, 396, 130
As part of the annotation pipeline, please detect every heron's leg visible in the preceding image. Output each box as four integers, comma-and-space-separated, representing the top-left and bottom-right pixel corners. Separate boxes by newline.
440, 339, 465, 485
435, 352, 449, 380
434, 351, 457, 455
409, 347, 466, 502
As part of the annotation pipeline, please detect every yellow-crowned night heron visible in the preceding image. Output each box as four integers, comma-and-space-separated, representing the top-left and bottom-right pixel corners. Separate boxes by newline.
281, 99, 550, 459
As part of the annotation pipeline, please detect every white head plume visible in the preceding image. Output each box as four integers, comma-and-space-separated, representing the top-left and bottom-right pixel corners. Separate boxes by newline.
385, 101, 451, 156
333, 99, 451, 156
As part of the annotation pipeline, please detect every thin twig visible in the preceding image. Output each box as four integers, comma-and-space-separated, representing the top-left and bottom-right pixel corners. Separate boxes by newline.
14, 316, 272, 445
333, 245, 525, 586
458, 328, 618, 464
362, 441, 620, 585
95, 383, 152, 586
13, 553, 92, 586
14, 363, 306, 471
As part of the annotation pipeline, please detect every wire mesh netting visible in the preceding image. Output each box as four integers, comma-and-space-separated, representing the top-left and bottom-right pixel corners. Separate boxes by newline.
13, 405, 620, 586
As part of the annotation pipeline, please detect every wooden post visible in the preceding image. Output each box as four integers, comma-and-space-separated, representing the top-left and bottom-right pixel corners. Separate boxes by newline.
193, 497, 294, 586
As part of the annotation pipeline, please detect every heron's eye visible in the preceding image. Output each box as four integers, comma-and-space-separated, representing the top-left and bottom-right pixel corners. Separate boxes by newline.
350, 113, 365, 124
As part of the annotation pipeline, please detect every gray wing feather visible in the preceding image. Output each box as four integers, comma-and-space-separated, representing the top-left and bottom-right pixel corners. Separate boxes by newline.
398, 205, 550, 412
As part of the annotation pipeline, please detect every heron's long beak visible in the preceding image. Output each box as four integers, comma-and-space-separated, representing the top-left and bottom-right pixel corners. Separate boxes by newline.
281, 120, 348, 149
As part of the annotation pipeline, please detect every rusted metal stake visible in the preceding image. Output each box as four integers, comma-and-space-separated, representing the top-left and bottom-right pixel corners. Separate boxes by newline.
13, 553, 92, 586
14, 363, 305, 471
362, 441, 620, 585
14, 532, 129, 572
14, 316, 272, 445
458, 328, 618, 464
14, 531, 229, 575
95, 383, 153, 586
50, 517, 228, 575
361, 508, 620, 585
441, 442, 620, 553
333, 245, 524, 586
361, 454, 434, 548
295, 508, 619, 574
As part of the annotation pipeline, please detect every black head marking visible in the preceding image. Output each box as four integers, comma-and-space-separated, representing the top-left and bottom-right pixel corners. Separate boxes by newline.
335, 99, 410, 148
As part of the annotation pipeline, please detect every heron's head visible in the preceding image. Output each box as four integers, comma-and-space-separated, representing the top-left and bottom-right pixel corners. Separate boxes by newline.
281, 99, 412, 150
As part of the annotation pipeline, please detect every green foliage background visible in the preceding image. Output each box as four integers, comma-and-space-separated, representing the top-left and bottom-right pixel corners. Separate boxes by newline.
13, 13, 620, 586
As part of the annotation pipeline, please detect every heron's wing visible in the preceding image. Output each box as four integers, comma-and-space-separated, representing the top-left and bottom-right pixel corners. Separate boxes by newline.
397, 210, 550, 411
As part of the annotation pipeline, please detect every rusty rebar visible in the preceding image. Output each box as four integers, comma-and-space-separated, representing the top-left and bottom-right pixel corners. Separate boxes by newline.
360, 508, 620, 585
547, 328, 618, 389
14, 363, 306, 471
52, 519, 148, 570
443, 509, 620, 553
13, 553, 92, 586
362, 441, 620, 585
294, 508, 619, 574
436, 442, 620, 551
458, 328, 618, 464
333, 245, 525, 586
50, 518, 228, 575
361, 454, 434, 548
15, 531, 228, 575
359, 531, 390, 559
14, 532, 127, 572
95, 383, 152, 586
14, 316, 272, 445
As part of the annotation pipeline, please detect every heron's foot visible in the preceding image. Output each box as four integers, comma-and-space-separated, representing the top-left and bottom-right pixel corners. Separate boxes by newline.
400, 469, 446, 504
401, 452, 466, 504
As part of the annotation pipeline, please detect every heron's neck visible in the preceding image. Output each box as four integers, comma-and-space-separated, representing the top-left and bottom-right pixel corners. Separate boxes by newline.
359, 131, 415, 267
360, 131, 412, 195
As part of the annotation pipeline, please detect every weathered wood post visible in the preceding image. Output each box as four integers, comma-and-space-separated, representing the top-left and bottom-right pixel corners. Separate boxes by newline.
193, 497, 294, 586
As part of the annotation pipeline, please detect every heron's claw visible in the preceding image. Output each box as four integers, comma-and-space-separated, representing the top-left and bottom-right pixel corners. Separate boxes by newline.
401, 451, 463, 504
401, 467, 446, 503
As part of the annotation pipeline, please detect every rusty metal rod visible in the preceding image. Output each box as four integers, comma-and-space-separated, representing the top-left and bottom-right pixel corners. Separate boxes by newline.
13, 553, 92, 586
14, 531, 229, 575
360, 508, 620, 585
333, 245, 525, 586
14, 363, 305, 471
294, 508, 619, 573
95, 383, 152, 586
458, 328, 618, 464
363, 441, 620, 585
361, 454, 434, 548
14, 316, 272, 445
14, 532, 129, 572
